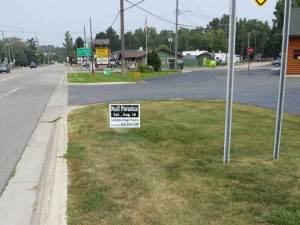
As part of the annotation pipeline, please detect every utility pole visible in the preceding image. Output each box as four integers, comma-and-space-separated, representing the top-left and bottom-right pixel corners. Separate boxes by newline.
145, 17, 148, 65
7, 43, 11, 64
1, 30, 7, 63
120, 0, 126, 75
223, 0, 237, 164
84, 25, 87, 48
89, 18, 95, 74
273, 0, 292, 160
247, 32, 251, 71
10, 43, 15, 66
174, 0, 179, 70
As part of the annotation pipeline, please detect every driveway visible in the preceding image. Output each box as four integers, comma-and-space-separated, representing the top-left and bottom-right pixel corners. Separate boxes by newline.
69, 67, 300, 114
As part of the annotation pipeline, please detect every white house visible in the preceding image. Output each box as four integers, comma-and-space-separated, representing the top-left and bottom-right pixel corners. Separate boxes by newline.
214, 52, 241, 64
182, 50, 210, 57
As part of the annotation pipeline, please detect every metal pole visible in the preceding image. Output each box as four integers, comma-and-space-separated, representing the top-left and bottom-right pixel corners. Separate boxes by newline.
84, 25, 87, 48
145, 17, 148, 65
223, 0, 237, 164
273, 0, 292, 160
7, 43, 11, 64
120, 0, 126, 75
174, 0, 179, 70
10, 43, 15, 66
1, 30, 7, 63
89, 18, 95, 74
247, 32, 250, 71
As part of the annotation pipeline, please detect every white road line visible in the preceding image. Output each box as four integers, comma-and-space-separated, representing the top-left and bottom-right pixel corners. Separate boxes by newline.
0, 88, 22, 99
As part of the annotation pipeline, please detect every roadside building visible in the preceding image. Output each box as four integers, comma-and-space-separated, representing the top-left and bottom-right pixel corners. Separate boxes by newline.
214, 52, 241, 64
156, 48, 182, 69
111, 49, 146, 70
287, 7, 300, 76
182, 50, 212, 67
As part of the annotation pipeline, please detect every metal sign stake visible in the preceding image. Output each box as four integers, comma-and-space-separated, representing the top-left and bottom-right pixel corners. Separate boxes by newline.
273, 0, 292, 160
224, 0, 237, 164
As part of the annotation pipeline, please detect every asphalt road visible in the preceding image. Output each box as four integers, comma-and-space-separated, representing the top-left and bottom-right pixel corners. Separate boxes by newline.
0, 65, 65, 194
69, 67, 300, 114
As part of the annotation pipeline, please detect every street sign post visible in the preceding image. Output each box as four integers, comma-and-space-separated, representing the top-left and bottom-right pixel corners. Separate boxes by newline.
247, 47, 253, 71
224, 0, 237, 164
273, 0, 292, 160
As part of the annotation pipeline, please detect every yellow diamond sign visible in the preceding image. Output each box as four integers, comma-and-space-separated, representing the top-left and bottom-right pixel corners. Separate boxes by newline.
255, 0, 268, 6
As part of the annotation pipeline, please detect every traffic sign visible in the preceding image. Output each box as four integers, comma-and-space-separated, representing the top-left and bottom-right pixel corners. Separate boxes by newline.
96, 47, 109, 65
247, 47, 254, 55
255, 0, 268, 6
76, 48, 92, 57
96, 48, 109, 58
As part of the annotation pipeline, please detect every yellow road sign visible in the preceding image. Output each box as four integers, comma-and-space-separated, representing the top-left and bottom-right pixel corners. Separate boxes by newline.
96, 48, 109, 58
255, 0, 268, 6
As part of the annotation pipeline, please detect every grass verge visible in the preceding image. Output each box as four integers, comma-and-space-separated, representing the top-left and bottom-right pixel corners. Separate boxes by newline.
68, 71, 180, 83
67, 101, 300, 225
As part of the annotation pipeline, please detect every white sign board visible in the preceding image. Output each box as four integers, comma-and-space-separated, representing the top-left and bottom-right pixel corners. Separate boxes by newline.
97, 57, 109, 65
109, 104, 140, 128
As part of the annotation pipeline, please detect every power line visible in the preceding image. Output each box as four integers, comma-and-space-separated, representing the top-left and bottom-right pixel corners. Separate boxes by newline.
125, 0, 198, 29
110, 12, 120, 28
110, 0, 145, 28
124, 0, 145, 10
186, 0, 214, 20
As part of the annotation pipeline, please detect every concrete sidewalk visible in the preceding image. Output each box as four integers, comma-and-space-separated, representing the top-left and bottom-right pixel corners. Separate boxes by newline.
0, 72, 68, 225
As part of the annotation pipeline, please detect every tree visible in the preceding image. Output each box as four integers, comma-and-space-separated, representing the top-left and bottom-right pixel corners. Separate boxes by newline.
148, 50, 161, 72
95, 32, 107, 39
74, 37, 85, 49
106, 27, 120, 52
63, 31, 74, 63
25, 38, 38, 64
12, 39, 28, 66
270, 0, 300, 57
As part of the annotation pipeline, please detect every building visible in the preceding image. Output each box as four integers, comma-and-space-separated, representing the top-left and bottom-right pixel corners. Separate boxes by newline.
111, 49, 146, 69
182, 50, 212, 67
287, 8, 300, 76
214, 52, 241, 64
156, 48, 182, 69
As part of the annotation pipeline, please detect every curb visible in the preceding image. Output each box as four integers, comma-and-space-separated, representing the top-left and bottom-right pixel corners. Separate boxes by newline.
68, 81, 137, 86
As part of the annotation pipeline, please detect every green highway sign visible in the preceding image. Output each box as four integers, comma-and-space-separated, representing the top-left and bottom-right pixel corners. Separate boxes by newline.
76, 48, 92, 57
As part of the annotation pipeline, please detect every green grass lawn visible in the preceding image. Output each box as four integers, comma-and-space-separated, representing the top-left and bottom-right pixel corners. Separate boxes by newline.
67, 101, 300, 225
68, 71, 180, 83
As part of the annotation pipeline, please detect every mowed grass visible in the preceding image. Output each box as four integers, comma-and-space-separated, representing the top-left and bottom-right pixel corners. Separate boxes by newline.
68, 71, 180, 83
67, 101, 300, 225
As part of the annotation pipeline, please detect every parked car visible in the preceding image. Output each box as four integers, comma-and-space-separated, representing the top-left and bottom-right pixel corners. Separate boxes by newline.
30, 62, 37, 68
272, 58, 281, 67
0, 63, 11, 74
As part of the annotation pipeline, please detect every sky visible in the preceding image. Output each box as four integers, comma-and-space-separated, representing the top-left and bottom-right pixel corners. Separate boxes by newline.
0, 0, 278, 46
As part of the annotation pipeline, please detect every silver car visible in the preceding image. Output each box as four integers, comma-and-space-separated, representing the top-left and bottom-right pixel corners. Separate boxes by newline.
0, 63, 11, 74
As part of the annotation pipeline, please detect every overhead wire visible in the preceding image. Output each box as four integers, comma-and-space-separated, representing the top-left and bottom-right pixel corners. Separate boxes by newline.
110, 0, 145, 28
125, 0, 198, 29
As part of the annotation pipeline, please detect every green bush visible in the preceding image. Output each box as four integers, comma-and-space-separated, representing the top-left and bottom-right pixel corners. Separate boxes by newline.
147, 50, 161, 72
138, 64, 150, 73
